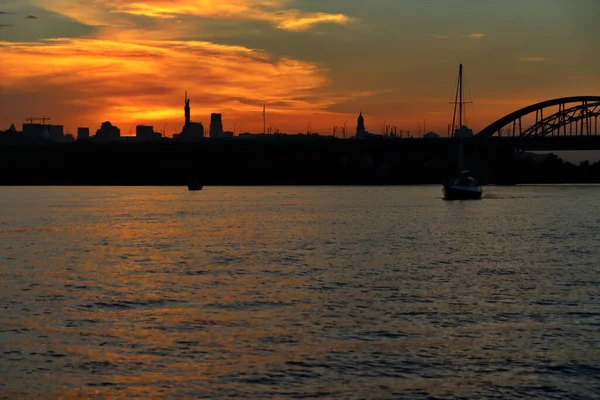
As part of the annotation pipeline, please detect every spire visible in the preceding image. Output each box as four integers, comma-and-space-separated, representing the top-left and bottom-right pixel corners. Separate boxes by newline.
357, 111, 366, 137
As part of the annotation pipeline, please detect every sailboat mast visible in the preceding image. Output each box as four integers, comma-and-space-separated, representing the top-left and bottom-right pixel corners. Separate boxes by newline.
459, 64, 463, 128
451, 65, 460, 137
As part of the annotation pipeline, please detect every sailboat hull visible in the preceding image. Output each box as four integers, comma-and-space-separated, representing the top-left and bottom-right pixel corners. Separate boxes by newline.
443, 185, 482, 200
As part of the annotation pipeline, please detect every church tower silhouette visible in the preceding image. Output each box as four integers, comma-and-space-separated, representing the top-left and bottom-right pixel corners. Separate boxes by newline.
356, 112, 366, 138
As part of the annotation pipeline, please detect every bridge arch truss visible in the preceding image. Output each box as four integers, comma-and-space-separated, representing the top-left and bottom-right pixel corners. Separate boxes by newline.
476, 96, 600, 139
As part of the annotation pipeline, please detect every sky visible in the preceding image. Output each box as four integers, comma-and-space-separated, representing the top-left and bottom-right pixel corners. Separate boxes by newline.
0, 0, 599, 137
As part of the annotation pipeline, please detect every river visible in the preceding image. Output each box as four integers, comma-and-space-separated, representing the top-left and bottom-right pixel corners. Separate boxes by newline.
1, 186, 599, 398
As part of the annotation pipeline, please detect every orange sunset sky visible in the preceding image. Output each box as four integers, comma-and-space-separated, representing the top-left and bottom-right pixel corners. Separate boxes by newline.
0, 0, 599, 136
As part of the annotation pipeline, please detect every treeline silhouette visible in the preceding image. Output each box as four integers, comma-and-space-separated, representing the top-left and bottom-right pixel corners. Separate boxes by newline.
0, 138, 599, 185
510, 153, 600, 184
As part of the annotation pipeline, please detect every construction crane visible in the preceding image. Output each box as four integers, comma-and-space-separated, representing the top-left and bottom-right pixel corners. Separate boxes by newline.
25, 117, 51, 125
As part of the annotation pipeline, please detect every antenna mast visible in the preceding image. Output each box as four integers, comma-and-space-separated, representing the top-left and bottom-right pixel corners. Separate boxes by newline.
263, 103, 266, 135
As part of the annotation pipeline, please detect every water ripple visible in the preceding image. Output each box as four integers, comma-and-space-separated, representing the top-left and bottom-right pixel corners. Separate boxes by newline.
0, 185, 599, 398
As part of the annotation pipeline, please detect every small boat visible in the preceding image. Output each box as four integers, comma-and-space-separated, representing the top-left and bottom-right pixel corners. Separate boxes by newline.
188, 173, 203, 191
443, 63, 483, 200
443, 140, 482, 200
188, 181, 203, 191
443, 171, 483, 200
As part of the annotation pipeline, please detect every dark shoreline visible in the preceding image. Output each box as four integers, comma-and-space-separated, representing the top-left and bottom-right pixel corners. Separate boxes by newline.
2, 139, 600, 186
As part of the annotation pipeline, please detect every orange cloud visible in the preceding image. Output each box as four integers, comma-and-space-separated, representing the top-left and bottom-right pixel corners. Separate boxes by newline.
274, 10, 351, 31
520, 57, 554, 62
105, 0, 280, 18
37, 0, 354, 31
0, 37, 360, 134
465, 33, 485, 39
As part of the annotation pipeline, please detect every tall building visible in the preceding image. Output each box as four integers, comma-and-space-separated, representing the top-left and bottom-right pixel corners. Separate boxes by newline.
48, 125, 64, 141
23, 123, 45, 138
356, 112, 366, 138
136, 125, 154, 140
210, 113, 223, 138
136, 125, 161, 141
77, 127, 90, 140
23, 123, 64, 141
95, 121, 121, 141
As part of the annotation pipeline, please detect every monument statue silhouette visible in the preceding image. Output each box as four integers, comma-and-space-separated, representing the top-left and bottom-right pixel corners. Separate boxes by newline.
184, 91, 190, 127
180, 91, 204, 140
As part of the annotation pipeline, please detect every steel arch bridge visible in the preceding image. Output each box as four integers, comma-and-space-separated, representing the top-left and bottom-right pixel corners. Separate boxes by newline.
476, 96, 600, 139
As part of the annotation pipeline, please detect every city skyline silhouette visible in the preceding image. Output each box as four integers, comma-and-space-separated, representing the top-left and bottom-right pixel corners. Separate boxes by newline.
2, 4, 600, 398
0, 0, 599, 136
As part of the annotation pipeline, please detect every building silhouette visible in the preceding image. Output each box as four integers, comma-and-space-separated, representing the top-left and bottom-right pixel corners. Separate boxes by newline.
22, 123, 44, 138
23, 123, 64, 141
210, 113, 224, 138
454, 125, 474, 138
77, 127, 90, 140
181, 122, 204, 140
48, 125, 65, 141
136, 125, 161, 141
95, 121, 120, 141
356, 112, 366, 138
423, 131, 440, 139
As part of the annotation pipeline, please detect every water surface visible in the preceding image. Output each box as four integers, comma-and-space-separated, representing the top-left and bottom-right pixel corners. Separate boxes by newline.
1, 186, 599, 398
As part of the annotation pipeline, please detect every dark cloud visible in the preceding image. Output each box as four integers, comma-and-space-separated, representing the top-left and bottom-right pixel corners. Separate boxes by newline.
0, 5, 97, 42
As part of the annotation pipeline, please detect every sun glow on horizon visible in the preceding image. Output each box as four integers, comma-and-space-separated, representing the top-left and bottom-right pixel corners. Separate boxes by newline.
0, 36, 363, 135
1, 0, 598, 135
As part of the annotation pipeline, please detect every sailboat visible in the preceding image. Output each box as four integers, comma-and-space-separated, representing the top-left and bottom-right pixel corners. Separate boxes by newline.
188, 172, 203, 191
442, 144, 483, 200
442, 64, 483, 200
